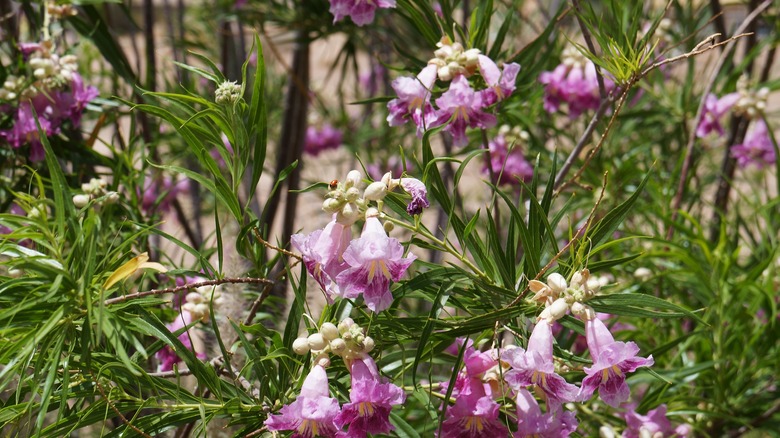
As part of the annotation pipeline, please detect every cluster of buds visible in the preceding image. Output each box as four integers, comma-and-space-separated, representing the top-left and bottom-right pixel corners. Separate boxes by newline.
46, 2, 78, 19
181, 284, 223, 322
323, 169, 429, 222
428, 36, 481, 81
0, 76, 24, 101
498, 124, 530, 144
72, 178, 119, 208
292, 318, 375, 362
529, 269, 608, 323
25, 42, 80, 90
732, 75, 769, 119
215, 81, 242, 105
560, 45, 590, 72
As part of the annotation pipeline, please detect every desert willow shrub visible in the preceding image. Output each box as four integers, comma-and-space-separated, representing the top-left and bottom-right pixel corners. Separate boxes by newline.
1, 0, 779, 436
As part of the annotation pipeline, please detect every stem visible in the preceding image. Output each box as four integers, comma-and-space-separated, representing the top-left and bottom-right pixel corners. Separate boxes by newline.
104, 277, 273, 305
571, 0, 606, 100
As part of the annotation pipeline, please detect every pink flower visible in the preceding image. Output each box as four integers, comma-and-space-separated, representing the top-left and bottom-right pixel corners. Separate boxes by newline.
305, 123, 344, 156
484, 133, 533, 186
335, 355, 405, 437
731, 119, 775, 168
155, 310, 207, 372
431, 75, 497, 147
579, 317, 654, 407
504, 322, 580, 406
622, 404, 691, 438
291, 218, 352, 300
140, 175, 190, 215
265, 365, 342, 438
0, 102, 54, 161
387, 64, 439, 135
539, 58, 614, 118
477, 55, 521, 106
335, 216, 416, 312
439, 376, 508, 438
329, 0, 396, 26
514, 388, 578, 437
696, 93, 740, 138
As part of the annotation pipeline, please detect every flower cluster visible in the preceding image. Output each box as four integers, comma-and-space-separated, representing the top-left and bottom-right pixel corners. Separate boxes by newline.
484, 125, 534, 186
387, 36, 520, 146
0, 39, 98, 162
267, 319, 405, 438
328, 0, 396, 26
292, 169, 425, 312
539, 45, 615, 118
72, 178, 120, 209
696, 77, 775, 168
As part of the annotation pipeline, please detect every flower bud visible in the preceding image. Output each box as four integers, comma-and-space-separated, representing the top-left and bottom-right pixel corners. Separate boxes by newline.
103, 191, 120, 205
383, 221, 394, 233
314, 353, 331, 367
546, 273, 567, 294
320, 322, 339, 341
362, 336, 375, 353
364, 207, 379, 218
8, 268, 22, 278
322, 198, 343, 213
337, 202, 360, 224
345, 187, 361, 202
633, 267, 652, 281
72, 194, 90, 208
538, 298, 569, 323
381, 171, 393, 187
338, 318, 354, 333
292, 337, 310, 355
363, 181, 387, 201
192, 303, 210, 322
307, 333, 327, 351
215, 80, 242, 105
329, 338, 347, 355
570, 271, 584, 288
186, 292, 204, 304
345, 170, 361, 188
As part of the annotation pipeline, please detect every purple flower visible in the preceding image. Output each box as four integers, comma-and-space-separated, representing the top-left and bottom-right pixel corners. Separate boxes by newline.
329, 0, 396, 26
155, 310, 207, 372
439, 376, 508, 438
539, 56, 614, 118
484, 133, 533, 186
696, 92, 740, 138
431, 75, 497, 147
291, 218, 352, 300
579, 317, 654, 407
265, 365, 341, 438
305, 123, 344, 156
504, 322, 580, 406
731, 119, 776, 168
477, 55, 521, 106
0, 102, 54, 162
387, 64, 439, 135
335, 216, 416, 312
335, 355, 405, 437
140, 176, 190, 216
514, 388, 578, 437
622, 404, 691, 438
399, 177, 430, 215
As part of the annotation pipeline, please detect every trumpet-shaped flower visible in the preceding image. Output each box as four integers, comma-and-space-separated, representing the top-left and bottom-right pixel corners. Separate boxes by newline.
579, 317, 654, 407
731, 119, 776, 168
292, 218, 352, 300
514, 388, 578, 437
265, 365, 341, 438
155, 310, 207, 372
539, 47, 614, 118
335, 355, 405, 437
431, 75, 497, 146
484, 131, 533, 186
504, 322, 579, 406
477, 55, 521, 106
335, 216, 416, 312
439, 377, 508, 438
622, 404, 691, 438
387, 64, 438, 135
696, 92, 740, 138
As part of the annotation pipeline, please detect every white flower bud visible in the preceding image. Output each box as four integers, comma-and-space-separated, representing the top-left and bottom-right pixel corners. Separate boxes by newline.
381, 171, 393, 187
538, 298, 569, 323
599, 425, 617, 438
215, 80, 242, 105
320, 322, 339, 341
314, 353, 331, 368
383, 221, 394, 233
634, 267, 652, 281
186, 292, 204, 304
345, 187, 361, 203
104, 191, 120, 204
33, 68, 47, 79
345, 170, 361, 188
364, 207, 380, 218
570, 270, 585, 288
322, 198, 343, 213
586, 278, 602, 293
192, 303, 210, 322
292, 337, 310, 355
8, 268, 22, 278
72, 194, 90, 208
438, 65, 452, 81
329, 338, 347, 355
362, 336, 375, 353
546, 273, 567, 294
307, 333, 327, 351
5, 92, 16, 100
337, 202, 360, 224
363, 181, 387, 201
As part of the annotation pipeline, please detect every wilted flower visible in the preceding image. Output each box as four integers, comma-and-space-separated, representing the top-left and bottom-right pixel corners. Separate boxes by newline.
398, 177, 430, 215
265, 365, 341, 438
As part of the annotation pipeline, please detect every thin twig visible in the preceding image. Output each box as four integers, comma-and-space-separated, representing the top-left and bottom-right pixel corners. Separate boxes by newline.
104, 277, 273, 305
666, 0, 772, 239
253, 228, 302, 260
554, 96, 613, 189
94, 376, 152, 438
